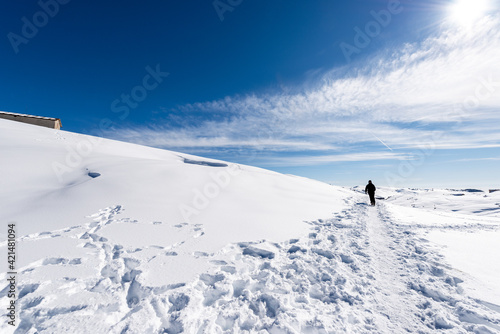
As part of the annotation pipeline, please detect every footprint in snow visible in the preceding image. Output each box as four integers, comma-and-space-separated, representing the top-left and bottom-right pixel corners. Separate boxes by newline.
40, 257, 81, 266
193, 251, 210, 258
193, 231, 205, 238
241, 246, 275, 259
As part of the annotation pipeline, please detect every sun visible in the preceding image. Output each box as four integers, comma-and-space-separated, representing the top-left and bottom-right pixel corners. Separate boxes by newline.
448, 0, 491, 25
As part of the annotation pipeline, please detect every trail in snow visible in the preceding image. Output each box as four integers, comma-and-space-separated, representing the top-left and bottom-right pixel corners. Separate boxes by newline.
2, 195, 500, 333
364, 204, 411, 332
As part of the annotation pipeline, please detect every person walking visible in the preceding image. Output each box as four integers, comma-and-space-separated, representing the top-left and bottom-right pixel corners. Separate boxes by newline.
365, 180, 376, 206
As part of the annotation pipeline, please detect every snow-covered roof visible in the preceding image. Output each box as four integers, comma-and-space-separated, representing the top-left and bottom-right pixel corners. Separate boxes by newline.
0, 110, 61, 121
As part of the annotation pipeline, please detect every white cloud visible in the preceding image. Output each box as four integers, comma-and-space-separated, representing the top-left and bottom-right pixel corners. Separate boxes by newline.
453, 157, 500, 162
106, 15, 500, 165
254, 152, 414, 167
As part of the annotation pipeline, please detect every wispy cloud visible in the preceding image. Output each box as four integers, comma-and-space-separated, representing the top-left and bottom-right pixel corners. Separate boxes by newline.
451, 157, 500, 162
105, 15, 500, 165
255, 152, 414, 167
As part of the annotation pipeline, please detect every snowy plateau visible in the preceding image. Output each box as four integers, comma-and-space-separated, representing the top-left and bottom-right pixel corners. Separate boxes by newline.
0, 118, 500, 334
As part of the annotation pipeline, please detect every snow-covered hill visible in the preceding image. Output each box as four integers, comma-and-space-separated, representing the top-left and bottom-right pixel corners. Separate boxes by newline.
1, 119, 499, 333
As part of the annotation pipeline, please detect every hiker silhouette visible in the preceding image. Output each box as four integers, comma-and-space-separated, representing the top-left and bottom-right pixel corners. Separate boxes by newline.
365, 180, 376, 206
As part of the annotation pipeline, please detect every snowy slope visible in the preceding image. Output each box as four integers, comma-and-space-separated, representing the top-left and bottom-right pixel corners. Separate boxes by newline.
382, 188, 500, 309
1, 119, 500, 333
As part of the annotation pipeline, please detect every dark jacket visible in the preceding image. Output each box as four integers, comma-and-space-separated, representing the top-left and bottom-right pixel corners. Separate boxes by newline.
365, 183, 376, 194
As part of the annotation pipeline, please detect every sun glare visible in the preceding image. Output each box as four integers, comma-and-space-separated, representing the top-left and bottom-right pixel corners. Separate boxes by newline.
448, 0, 490, 25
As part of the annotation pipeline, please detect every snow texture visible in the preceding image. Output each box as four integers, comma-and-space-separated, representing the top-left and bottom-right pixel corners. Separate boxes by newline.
1, 119, 500, 333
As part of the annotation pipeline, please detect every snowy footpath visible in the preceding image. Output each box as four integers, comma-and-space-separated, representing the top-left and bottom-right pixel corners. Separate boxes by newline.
2, 194, 499, 333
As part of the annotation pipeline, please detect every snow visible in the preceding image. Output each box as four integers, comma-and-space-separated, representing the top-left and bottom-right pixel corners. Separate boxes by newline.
1, 118, 500, 333
427, 229, 500, 305
379, 187, 500, 307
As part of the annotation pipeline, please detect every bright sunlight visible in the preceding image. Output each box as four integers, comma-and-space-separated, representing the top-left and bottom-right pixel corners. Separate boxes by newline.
448, 0, 491, 25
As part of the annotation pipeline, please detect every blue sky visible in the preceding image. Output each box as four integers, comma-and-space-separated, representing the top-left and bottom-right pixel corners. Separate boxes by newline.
1, 0, 499, 188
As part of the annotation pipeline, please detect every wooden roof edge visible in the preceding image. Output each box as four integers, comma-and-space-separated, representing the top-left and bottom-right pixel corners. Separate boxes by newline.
0, 110, 61, 121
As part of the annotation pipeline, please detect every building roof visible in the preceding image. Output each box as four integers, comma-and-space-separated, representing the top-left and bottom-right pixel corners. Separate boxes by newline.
0, 111, 61, 122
